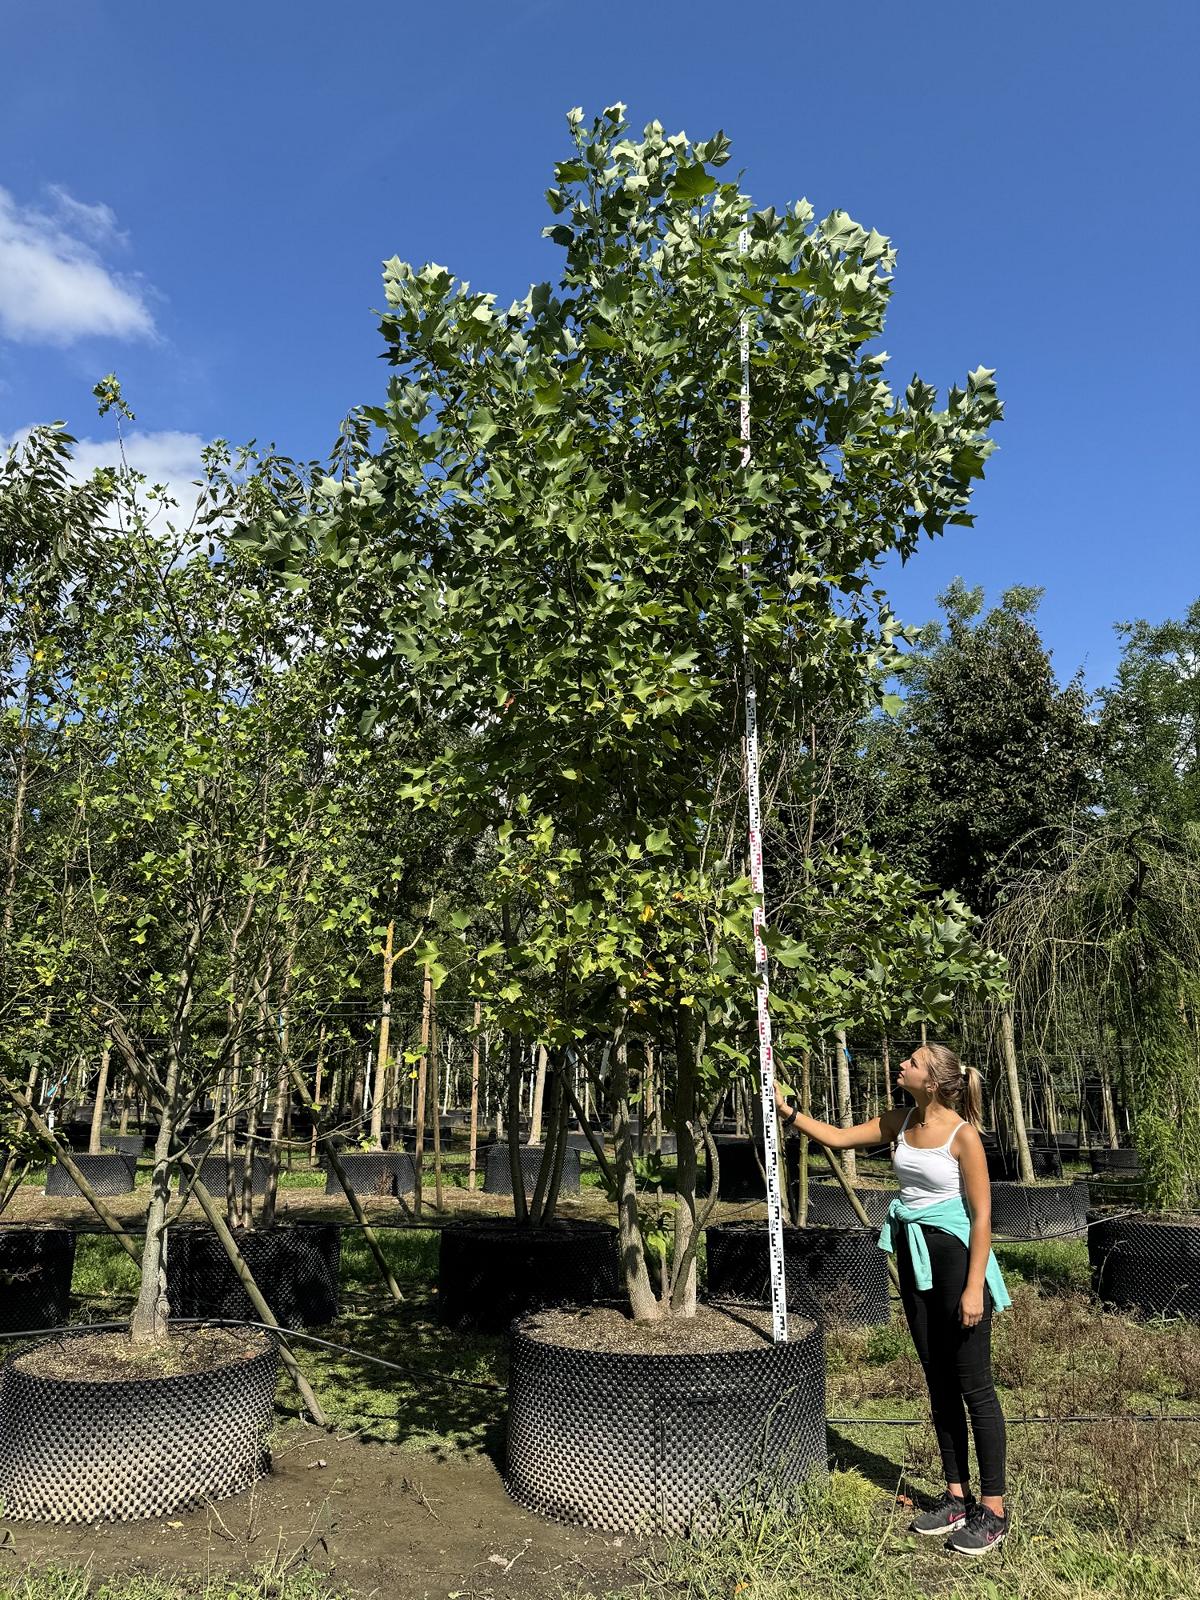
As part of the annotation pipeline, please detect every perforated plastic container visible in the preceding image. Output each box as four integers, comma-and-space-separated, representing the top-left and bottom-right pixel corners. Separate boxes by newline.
0, 1327, 280, 1523
507, 1305, 826, 1532
1089, 1214, 1200, 1321
45, 1153, 136, 1198
323, 1151, 416, 1198
166, 1222, 341, 1326
438, 1218, 618, 1332
706, 1221, 890, 1326
482, 1144, 581, 1198
0, 1227, 76, 1333
990, 1181, 1090, 1240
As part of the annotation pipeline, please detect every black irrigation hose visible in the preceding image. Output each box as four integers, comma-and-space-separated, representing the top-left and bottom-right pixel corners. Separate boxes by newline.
829, 1413, 1200, 1427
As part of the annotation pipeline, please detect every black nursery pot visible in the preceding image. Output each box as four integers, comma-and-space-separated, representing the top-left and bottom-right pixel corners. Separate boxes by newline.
99, 1133, 145, 1158
989, 1180, 1090, 1240
802, 1183, 896, 1229
1091, 1147, 1142, 1177
166, 1222, 342, 1327
703, 1136, 799, 1201
0, 1226, 77, 1333
507, 1305, 826, 1533
45, 1153, 136, 1198
438, 1217, 619, 1332
0, 1327, 280, 1523
482, 1144, 582, 1198
178, 1156, 270, 1198
323, 1150, 417, 1199
706, 1220, 890, 1326
1026, 1146, 1065, 1180
1088, 1213, 1200, 1321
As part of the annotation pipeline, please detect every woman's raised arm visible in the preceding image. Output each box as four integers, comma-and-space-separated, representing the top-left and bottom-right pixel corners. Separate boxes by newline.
772, 1084, 905, 1151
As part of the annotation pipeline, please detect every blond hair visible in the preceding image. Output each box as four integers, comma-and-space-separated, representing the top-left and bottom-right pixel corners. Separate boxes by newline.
918, 1043, 984, 1128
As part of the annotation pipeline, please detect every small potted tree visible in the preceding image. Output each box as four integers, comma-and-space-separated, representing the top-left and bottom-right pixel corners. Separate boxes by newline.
0, 422, 337, 1522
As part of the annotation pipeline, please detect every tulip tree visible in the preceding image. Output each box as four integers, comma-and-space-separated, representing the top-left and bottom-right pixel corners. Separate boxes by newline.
246, 105, 1004, 1318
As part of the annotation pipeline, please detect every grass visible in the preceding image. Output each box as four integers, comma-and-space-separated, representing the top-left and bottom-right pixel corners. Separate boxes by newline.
0, 1563, 346, 1599
25, 1185, 1200, 1597
591, 1462, 1200, 1600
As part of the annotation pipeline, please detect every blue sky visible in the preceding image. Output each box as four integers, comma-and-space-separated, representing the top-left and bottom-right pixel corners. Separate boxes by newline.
2, 0, 1196, 688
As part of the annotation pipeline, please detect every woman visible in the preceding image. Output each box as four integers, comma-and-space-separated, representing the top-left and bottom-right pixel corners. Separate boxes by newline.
775, 1043, 1010, 1556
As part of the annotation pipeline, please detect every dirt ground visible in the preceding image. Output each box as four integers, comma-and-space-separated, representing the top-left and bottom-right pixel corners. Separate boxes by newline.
0, 1423, 638, 1599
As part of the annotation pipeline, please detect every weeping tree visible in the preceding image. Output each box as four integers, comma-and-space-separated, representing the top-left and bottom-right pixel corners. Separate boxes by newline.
991, 820, 1200, 1211
243, 105, 1003, 1320
771, 841, 1009, 1215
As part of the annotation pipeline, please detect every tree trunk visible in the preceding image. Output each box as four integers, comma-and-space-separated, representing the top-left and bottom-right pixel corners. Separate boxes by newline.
669, 1009, 704, 1316
792, 1049, 811, 1226
0, 714, 31, 959
881, 1034, 893, 1109
430, 1004, 443, 1213
1098, 1048, 1120, 1148
468, 1004, 481, 1191
369, 920, 396, 1147
310, 1022, 326, 1166
505, 1031, 529, 1224
529, 1044, 548, 1144
1000, 1005, 1035, 1184
88, 1038, 112, 1155
117, 1070, 133, 1136
834, 1029, 856, 1182
129, 906, 206, 1345
612, 1021, 659, 1321
413, 962, 432, 1216
262, 971, 291, 1229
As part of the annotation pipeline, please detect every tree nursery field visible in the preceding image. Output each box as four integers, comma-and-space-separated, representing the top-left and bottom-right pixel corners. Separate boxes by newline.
2, 104, 1199, 1600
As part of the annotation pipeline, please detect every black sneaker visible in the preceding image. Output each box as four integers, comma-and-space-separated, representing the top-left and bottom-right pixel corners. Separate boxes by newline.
946, 1502, 1009, 1555
908, 1490, 972, 1536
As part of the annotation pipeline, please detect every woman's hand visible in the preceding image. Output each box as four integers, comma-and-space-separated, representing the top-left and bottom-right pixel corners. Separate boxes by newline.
959, 1285, 985, 1329
773, 1084, 792, 1118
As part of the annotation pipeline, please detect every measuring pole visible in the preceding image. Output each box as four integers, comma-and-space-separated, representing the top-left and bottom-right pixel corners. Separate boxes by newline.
739, 227, 789, 1343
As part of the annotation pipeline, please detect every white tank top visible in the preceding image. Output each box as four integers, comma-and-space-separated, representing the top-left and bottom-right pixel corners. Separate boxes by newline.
891, 1110, 966, 1210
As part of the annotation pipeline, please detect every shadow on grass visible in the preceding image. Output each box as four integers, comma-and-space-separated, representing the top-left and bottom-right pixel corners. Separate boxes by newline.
825, 1425, 912, 1501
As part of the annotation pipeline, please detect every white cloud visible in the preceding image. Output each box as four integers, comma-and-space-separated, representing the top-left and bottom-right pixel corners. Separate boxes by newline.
0, 186, 155, 346
3, 425, 207, 526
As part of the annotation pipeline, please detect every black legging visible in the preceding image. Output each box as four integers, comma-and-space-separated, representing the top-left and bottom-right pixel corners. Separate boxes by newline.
896, 1224, 1007, 1498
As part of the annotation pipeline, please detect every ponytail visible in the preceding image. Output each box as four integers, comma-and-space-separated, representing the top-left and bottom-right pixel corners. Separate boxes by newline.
921, 1043, 985, 1128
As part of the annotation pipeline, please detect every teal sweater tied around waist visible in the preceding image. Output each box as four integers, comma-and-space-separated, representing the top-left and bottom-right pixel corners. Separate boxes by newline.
878, 1195, 1012, 1313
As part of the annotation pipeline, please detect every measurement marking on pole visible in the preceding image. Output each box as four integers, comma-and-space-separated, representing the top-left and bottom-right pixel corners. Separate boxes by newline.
739, 227, 788, 1344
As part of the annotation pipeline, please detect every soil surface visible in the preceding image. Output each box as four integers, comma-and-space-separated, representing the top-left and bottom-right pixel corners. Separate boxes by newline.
15, 1325, 268, 1382
0, 1424, 637, 1599
522, 1302, 816, 1354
